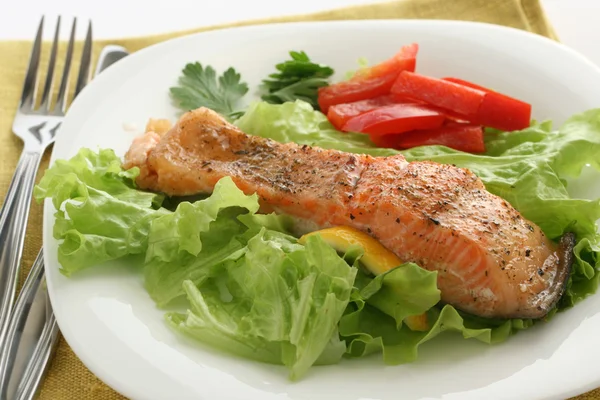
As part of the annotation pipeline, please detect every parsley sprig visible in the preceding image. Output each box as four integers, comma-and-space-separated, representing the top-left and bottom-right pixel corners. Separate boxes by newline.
261, 51, 334, 110
170, 52, 333, 119
170, 62, 248, 121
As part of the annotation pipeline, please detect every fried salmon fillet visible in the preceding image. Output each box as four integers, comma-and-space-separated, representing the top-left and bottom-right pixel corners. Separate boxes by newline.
124, 107, 574, 319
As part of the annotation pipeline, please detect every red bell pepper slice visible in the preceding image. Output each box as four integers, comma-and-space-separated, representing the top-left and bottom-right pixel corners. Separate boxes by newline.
442, 77, 531, 131
342, 103, 446, 135
317, 44, 418, 113
326, 94, 411, 130
391, 71, 486, 116
351, 44, 418, 80
370, 123, 486, 153
441, 77, 490, 92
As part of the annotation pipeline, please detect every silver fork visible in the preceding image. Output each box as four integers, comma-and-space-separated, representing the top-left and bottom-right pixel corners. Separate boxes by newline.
0, 16, 92, 352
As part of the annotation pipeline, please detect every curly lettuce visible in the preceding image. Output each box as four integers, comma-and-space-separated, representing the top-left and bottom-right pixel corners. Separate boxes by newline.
34, 148, 168, 275
36, 99, 600, 379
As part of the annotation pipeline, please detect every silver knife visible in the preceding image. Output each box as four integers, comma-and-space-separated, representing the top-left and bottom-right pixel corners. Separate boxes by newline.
0, 45, 129, 400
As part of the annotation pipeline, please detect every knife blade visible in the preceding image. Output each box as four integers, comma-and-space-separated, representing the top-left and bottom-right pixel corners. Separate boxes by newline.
94, 45, 129, 76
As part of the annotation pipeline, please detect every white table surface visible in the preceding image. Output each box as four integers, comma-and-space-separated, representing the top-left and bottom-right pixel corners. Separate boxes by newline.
1, 0, 599, 65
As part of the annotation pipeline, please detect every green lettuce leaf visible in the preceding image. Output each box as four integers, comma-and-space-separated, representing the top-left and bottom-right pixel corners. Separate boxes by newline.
340, 303, 532, 364
235, 100, 600, 308
34, 148, 168, 275
166, 232, 357, 380
354, 264, 440, 329
340, 264, 532, 364
144, 176, 293, 307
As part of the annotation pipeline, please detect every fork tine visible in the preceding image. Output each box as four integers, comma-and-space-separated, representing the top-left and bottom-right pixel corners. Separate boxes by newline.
19, 16, 44, 109
73, 21, 93, 98
39, 16, 61, 111
54, 18, 76, 114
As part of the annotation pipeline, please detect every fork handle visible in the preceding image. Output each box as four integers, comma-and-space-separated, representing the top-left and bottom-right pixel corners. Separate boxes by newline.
0, 151, 43, 346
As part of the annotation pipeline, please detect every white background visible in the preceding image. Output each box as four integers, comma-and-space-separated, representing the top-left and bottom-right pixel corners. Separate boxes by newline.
1, 0, 600, 65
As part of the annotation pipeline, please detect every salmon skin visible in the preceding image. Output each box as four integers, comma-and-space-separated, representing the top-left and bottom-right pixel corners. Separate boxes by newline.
124, 107, 574, 319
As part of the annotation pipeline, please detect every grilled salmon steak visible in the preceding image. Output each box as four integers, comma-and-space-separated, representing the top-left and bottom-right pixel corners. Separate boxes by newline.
124, 107, 574, 319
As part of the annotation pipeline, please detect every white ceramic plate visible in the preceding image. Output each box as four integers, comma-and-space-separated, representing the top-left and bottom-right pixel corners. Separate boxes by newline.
44, 20, 600, 400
